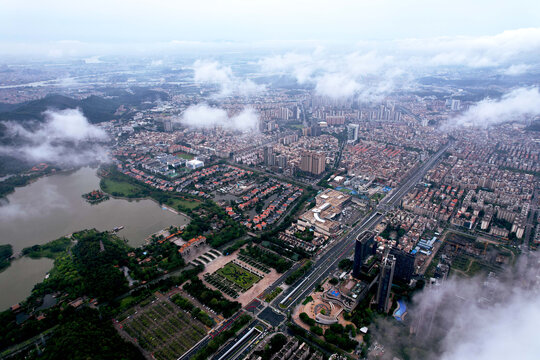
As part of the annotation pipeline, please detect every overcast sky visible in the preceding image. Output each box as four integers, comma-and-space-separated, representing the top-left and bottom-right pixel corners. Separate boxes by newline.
1, 0, 540, 48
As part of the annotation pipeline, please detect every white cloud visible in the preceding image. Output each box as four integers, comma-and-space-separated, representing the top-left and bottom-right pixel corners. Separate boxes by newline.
84, 55, 102, 64
395, 27, 540, 68
502, 64, 532, 75
0, 108, 109, 166
255, 28, 540, 100
192, 60, 265, 97
373, 253, 540, 360
446, 87, 540, 128
179, 103, 259, 131
315, 73, 361, 99
259, 49, 408, 101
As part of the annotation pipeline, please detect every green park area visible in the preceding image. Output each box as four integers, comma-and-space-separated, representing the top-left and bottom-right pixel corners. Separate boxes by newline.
175, 152, 195, 160
101, 178, 144, 197
166, 197, 201, 210
216, 262, 261, 291
22, 237, 72, 259
120, 299, 207, 360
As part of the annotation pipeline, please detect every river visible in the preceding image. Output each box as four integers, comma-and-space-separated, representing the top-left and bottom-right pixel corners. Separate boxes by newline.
0, 167, 190, 310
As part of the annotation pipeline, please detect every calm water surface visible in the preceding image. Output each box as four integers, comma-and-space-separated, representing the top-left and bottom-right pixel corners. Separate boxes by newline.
0, 167, 189, 310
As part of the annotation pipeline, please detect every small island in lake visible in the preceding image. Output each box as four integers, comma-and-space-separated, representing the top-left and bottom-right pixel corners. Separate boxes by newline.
82, 190, 109, 204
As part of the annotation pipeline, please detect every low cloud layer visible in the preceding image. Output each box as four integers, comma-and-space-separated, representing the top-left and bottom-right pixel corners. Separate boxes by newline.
193, 60, 265, 97
372, 253, 540, 360
445, 87, 540, 128
256, 28, 540, 101
259, 49, 409, 101
0, 108, 109, 166
179, 103, 259, 131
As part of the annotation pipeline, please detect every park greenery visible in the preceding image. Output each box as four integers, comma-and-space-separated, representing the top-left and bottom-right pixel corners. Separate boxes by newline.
22, 237, 72, 259
324, 323, 359, 352
299, 312, 316, 327
171, 294, 214, 327
32, 230, 130, 302
294, 228, 315, 242
288, 322, 347, 357
338, 258, 353, 271
265, 287, 283, 302
223, 238, 248, 255
302, 296, 313, 305
0, 244, 13, 271
183, 278, 241, 318
36, 308, 144, 360
217, 262, 261, 291
240, 245, 292, 273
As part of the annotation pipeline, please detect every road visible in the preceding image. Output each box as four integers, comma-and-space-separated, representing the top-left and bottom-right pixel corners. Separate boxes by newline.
273, 140, 452, 311
182, 140, 452, 359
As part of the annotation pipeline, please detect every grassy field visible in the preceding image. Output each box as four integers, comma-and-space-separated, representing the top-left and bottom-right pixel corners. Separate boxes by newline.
101, 178, 143, 197
217, 262, 261, 291
167, 197, 201, 210
119, 299, 207, 360
175, 152, 195, 160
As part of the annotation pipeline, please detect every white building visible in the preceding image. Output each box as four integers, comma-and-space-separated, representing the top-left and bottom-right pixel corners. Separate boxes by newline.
347, 123, 359, 143
186, 159, 204, 169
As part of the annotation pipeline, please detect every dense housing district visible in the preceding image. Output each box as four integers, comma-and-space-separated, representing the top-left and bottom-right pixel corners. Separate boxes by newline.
0, 65, 539, 360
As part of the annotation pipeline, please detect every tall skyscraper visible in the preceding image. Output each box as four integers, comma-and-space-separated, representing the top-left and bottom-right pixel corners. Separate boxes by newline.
263, 145, 274, 166
376, 254, 395, 313
353, 231, 375, 278
347, 123, 359, 143
390, 247, 416, 283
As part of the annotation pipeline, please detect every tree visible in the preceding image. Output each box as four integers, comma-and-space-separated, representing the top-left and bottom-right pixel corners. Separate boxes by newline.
338, 258, 353, 271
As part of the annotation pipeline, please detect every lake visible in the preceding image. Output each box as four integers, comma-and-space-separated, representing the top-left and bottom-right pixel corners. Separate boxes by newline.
0, 167, 190, 309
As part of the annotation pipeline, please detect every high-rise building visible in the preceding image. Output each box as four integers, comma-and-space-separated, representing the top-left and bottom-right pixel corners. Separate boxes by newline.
325, 115, 345, 126
311, 124, 322, 137
389, 247, 416, 283
451, 99, 461, 111
347, 124, 359, 143
311, 152, 326, 175
353, 231, 375, 277
300, 152, 313, 173
300, 151, 326, 175
376, 254, 395, 313
163, 119, 173, 132
263, 146, 274, 166
276, 154, 288, 168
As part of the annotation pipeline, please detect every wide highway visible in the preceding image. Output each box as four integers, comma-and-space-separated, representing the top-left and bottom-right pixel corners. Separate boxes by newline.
274, 140, 452, 311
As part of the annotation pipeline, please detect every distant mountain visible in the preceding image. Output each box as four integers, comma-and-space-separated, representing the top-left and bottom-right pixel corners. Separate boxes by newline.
0, 88, 169, 124
0, 88, 169, 176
